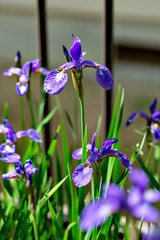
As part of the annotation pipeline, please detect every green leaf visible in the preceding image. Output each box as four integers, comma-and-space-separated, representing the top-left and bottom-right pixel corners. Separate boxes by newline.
65, 110, 77, 141
48, 200, 63, 239
136, 154, 160, 190
36, 175, 68, 215
47, 125, 61, 158
36, 106, 58, 132
63, 222, 76, 240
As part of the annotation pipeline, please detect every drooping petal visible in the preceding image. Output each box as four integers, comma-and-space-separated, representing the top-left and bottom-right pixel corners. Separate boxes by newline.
81, 60, 99, 68
72, 164, 93, 187
129, 168, 149, 191
16, 129, 42, 142
126, 112, 140, 126
116, 152, 132, 170
80, 199, 115, 231
95, 65, 114, 90
143, 189, 160, 203
16, 82, 28, 95
39, 68, 50, 76
59, 62, 76, 71
44, 69, 68, 95
0, 143, 15, 154
3, 67, 21, 76
2, 168, 23, 180
132, 203, 159, 223
0, 153, 21, 165
27, 129, 42, 142
138, 111, 150, 122
16, 130, 28, 138
150, 98, 157, 114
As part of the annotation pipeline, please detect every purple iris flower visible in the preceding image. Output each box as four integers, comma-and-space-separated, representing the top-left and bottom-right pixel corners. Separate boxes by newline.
80, 184, 126, 231
127, 169, 160, 223
80, 169, 160, 231
0, 118, 42, 147
3, 58, 50, 96
44, 33, 114, 95
1, 158, 39, 187
126, 98, 160, 143
72, 130, 132, 187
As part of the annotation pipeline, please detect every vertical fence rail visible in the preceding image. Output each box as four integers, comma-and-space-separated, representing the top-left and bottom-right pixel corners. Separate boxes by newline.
103, 0, 114, 137
36, 0, 50, 150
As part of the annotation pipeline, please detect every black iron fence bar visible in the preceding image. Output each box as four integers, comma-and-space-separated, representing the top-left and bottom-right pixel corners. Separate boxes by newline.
36, 0, 50, 150
103, 0, 113, 138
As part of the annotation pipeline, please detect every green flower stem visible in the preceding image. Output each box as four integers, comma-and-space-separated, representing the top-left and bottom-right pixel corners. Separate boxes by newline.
28, 185, 39, 240
27, 85, 36, 128
146, 127, 152, 169
80, 98, 85, 144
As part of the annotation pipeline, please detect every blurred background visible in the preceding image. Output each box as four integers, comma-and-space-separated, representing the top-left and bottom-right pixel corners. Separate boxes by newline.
0, 0, 160, 156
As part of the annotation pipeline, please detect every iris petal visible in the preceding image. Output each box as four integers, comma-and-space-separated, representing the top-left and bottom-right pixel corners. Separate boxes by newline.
16, 82, 28, 96
72, 164, 93, 187
44, 70, 68, 95
96, 65, 114, 90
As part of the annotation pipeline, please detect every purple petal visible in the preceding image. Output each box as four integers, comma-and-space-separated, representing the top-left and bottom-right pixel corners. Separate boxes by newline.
2, 168, 23, 180
143, 189, 160, 203
16, 130, 28, 138
96, 65, 114, 90
3, 67, 21, 76
87, 154, 99, 164
16, 82, 28, 95
16, 129, 42, 143
132, 203, 159, 223
70, 36, 82, 64
2, 118, 17, 144
80, 199, 114, 231
91, 130, 97, 153
44, 70, 68, 95
105, 184, 126, 207
0, 143, 15, 154
129, 168, 149, 191
72, 164, 93, 187
27, 129, 42, 142
116, 152, 132, 170
127, 187, 143, 208
81, 60, 99, 68
151, 111, 160, 122
126, 112, 140, 126
72, 144, 92, 160
150, 98, 157, 114
24, 159, 39, 177
30, 59, 40, 72
139, 111, 150, 121
151, 123, 160, 143
0, 153, 21, 164
0, 124, 8, 135
60, 62, 76, 71
39, 68, 51, 76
